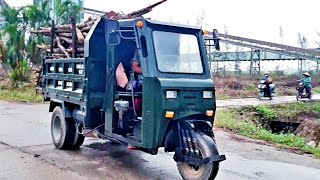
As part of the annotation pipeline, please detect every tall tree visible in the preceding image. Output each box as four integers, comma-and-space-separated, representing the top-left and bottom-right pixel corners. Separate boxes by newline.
195, 8, 207, 28
297, 33, 308, 72
53, 0, 82, 24
279, 25, 284, 44
297, 33, 308, 48
234, 45, 246, 76
0, 6, 25, 68
1, 1, 81, 68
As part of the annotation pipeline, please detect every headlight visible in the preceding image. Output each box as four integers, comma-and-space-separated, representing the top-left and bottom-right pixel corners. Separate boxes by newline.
203, 91, 213, 99
166, 91, 177, 99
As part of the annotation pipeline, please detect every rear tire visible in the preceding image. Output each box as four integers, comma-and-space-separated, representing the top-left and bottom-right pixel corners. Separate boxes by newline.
177, 132, 220, 180
71, 123, 85, 148
51, 106, 84, 149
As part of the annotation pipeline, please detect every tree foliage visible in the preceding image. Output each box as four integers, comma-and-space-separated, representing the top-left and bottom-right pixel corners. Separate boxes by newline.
0, 0, 81, 83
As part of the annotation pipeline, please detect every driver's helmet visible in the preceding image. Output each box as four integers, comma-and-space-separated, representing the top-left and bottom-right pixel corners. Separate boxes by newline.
264, 72, 269, 77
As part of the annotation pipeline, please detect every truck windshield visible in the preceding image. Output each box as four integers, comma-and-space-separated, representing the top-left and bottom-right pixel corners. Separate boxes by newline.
153, 31, 203, 74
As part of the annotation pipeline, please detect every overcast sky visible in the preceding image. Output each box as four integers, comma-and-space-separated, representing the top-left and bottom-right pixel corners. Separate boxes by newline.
7, 0, 320, 48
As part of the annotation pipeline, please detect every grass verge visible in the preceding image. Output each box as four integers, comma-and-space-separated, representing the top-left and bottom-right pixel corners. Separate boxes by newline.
215, 110, 320, 158
0, 85, 43, 103
313, 87, 320, 93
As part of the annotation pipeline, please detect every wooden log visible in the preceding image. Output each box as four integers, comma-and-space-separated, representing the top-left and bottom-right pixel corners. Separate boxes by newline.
31, 29, 72, 35
58, 32, 72, 38
36, 44, 51, 50
76, 20, 95, 29
52, 53, 67, 58
81, 26, 92, 32
55, 35, 71, 58
59, 36, 72, 44
31, 67, 42, 72
76, 28, 85, 43
84, 16, 93, 23
55, 24, 71, 29
65, 47, 84, 53
32, 75, 39, 79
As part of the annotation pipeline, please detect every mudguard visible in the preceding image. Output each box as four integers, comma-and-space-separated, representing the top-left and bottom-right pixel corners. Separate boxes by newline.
164, 120, 225, 165
49, 99, 73, 118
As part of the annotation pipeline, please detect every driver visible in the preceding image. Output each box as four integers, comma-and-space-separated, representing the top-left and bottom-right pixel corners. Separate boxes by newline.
132, 49, 142, 74
131, 49, 143, 92
261, 72, 273, 98
302, 72, 312, 99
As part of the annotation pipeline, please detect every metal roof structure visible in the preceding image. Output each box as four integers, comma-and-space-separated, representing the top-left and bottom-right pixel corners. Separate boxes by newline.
208, 50, 302, 62
205, 32, 320, 62
204, 32, 320, 76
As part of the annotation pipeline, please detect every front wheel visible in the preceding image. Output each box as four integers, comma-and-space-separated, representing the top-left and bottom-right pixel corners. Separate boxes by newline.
177, 132, 220, 180
258, 91, 263, 100
296, 92, 301, 101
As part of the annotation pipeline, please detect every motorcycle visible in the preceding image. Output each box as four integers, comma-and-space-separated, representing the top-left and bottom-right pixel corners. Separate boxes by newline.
257, 80, 276, 100
296, 80, 312, 101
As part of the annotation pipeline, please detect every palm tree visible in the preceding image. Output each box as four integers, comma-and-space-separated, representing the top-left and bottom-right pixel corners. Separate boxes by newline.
0, 6, 25, 68
1, 0, 82, 67
53, 0, 82, 24
22, 2, 51, 65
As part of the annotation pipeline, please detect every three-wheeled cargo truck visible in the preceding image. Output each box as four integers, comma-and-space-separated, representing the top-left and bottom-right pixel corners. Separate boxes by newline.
40, 17, 225, 179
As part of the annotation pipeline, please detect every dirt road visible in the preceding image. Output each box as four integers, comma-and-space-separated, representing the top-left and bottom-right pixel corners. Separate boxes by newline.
217, 94, 320, 108
0, 99, 319, 180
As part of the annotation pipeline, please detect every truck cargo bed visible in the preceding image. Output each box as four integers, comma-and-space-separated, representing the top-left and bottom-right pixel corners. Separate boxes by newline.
42, 58, 86, 105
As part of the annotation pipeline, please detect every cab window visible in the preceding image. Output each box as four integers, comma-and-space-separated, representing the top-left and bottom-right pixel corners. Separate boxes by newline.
153, 31, 203, 74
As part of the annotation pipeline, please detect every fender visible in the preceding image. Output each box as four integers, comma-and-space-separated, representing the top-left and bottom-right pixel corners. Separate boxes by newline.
163, 119, 213, 152
164, 120, 224, 165
49, 99, 73, 118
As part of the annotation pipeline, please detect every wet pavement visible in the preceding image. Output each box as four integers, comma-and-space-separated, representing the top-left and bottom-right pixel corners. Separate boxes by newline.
0, 98, 319, 180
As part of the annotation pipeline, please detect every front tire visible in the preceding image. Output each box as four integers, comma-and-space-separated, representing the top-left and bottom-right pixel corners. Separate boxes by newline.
296, 92, 301, 101
177, 132, 220, 180
258, 91, 263, 100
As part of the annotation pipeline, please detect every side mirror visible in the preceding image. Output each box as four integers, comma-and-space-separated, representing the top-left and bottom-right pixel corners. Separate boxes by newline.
105, 20, 121, 45
213, 29, 220, 51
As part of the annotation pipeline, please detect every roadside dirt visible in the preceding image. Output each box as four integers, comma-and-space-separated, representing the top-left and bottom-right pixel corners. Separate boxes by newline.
295, 119, 320, 148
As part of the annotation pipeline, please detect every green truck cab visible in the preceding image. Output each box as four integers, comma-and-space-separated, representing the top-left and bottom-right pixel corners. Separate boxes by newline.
41, 17, 225, 179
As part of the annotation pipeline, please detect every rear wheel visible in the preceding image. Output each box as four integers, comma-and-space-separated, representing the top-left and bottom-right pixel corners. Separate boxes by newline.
177, 132, 220, 180
72, 124, 85, 148
309, 91, 313, 100
51, 106, 84, 149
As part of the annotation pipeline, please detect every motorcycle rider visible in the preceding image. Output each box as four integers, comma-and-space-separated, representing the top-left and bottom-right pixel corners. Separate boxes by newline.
261, 72, 273, 98
302, 72, 312, 99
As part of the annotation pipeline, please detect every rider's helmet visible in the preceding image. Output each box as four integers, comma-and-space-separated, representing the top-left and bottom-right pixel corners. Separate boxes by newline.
302, 72, 310, 77
264, 72, 270, 77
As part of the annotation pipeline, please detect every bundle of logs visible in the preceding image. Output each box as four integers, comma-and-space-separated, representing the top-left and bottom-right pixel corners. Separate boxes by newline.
30, 0, 167, 60
31, 17, 94, 59
31, 66, 42, 86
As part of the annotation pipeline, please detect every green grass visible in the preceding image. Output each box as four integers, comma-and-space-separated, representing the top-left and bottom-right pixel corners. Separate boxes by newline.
255, 106, 277, 120
216, 110, 320, 158
246, 103, 320, 120
0, 85, 43, 103
313, 87, 320, 93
